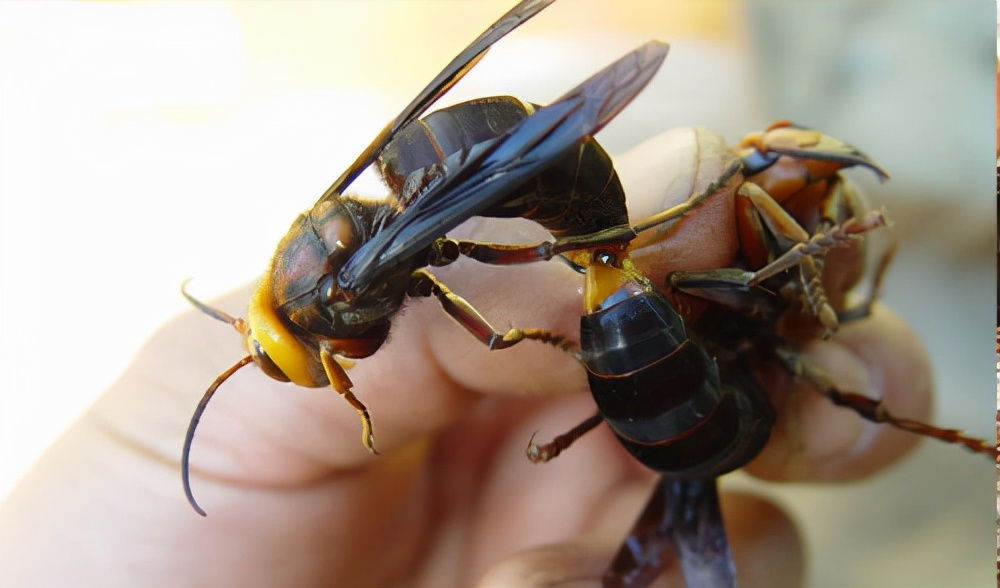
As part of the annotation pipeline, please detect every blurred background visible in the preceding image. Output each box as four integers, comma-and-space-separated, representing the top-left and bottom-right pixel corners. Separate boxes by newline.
0, 1, 993, 586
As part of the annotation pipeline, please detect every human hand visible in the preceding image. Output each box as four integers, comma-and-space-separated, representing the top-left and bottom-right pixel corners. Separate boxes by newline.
0, 128, 930, 588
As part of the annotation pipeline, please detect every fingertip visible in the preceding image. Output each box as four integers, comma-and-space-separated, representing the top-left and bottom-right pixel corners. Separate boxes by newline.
617, 126, 736, 219
476, 542, 606, 588
748, 305, 933, 482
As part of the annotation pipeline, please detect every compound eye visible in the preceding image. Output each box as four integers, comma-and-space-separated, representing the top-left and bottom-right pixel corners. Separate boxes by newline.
250, 338, 291, 383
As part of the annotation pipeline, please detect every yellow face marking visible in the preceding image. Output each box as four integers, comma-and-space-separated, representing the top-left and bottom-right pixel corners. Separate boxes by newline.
246, 285, 318, 387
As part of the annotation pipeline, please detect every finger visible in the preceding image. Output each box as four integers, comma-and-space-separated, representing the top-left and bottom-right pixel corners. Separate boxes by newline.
476, 488, 803, 588
446, 393, 801, 588
619, 126, 745, 277
137, 252, 582, 486
745, 304, 932, 482
0, 293, 442, 586
64, 235, 590, 585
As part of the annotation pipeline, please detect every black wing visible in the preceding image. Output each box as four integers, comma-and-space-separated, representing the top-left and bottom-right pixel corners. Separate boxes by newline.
604, 478, 738, 588
316, 0, 557, 205
338, 41, 669, 293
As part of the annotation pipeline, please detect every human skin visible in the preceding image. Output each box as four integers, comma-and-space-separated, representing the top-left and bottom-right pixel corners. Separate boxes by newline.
0, 130, 929, 588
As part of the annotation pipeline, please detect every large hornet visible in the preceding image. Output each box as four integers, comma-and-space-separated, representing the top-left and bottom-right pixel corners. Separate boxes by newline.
516, 124, 996, 587
182, 0, 671, 515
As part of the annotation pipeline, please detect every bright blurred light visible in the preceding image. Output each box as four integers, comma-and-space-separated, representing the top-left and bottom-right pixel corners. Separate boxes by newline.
0, 2, 245, 110
0, 1, 247, 499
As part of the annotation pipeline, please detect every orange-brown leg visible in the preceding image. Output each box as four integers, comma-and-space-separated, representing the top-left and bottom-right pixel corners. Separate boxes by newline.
407, 268, 578, 353
320, 342, 378, 453
779, 349, 998, 459
525, 412, 604, 463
